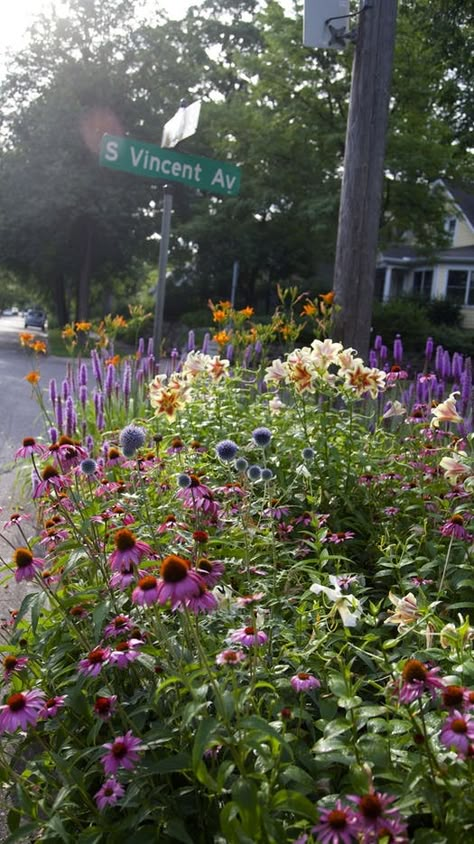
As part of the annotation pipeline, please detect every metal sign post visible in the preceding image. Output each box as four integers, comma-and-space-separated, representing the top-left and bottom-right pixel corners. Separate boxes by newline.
152, 185, 173, 360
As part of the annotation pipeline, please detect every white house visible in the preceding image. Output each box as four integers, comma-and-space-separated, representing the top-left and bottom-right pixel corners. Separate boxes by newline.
375, 180, 474, 330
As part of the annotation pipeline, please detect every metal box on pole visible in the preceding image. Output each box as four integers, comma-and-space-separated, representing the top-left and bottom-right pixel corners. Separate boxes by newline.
303, 0, 350, 49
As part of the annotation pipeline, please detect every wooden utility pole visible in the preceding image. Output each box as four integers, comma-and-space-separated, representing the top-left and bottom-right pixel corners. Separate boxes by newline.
332, 0, 398, 360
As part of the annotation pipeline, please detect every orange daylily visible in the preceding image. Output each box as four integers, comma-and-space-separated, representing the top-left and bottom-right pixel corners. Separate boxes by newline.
212, 309, 227, 323
31, 341, 47, 354
213, 330, 231, 346
319, 291, 335, 305
301, 302, 317, 316
62, 326, 76, 340
25, 370, 41, 385
19, 332, 34, 346
239, 306, 254, 318
105, 354, 121, 367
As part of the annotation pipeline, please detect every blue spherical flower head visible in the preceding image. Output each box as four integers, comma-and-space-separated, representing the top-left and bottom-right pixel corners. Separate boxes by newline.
302, 447, 315, 462
247, 464, 262, 482
216, 439, 239, 462
80, 458, 97, 476
119, 424, 146, 457
252, 427, 272, 448
261, 468, 273, 482
235, 457, 249, 473
178, 473, 192, 489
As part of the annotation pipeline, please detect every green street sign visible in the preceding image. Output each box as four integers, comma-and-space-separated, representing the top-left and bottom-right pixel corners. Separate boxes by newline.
99, 134, 240, 197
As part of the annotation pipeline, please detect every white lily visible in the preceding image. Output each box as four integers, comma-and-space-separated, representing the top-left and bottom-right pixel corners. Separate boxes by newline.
310, 581, 362, 627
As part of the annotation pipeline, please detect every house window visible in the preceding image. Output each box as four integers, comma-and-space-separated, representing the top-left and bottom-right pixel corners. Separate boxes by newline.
413, 269, 433, 299
444, 217, 457, 242
446, 269, 474, 305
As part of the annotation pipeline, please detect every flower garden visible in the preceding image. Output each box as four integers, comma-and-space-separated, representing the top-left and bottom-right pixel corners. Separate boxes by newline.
1, 305, 473, 843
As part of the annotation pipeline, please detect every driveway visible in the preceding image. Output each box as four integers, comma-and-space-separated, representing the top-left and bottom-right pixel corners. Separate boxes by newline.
0, 315, 68, 621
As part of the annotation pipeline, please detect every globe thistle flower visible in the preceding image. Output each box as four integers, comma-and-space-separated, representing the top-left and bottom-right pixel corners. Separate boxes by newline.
235, 457, 249, 473
119, 424, 146, 457
101, 731, 143, 775
247, 464, 262, 482
252, 427, 272, 447
302, 447, 315, 461
290, 672, 321, 693
80, 458, 97, 476
261, 468, 274, 482
13, 548, 43, 583
216, 439, 239, 462
178, 473, 192, 489
95, 777, 125, 811
0, 689, 46, 733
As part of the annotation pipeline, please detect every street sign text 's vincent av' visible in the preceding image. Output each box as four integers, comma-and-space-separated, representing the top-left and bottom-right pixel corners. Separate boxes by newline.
100, 134, 240, 197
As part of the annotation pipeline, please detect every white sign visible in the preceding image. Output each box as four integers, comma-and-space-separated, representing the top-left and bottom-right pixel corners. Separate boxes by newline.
161, 100, 202, 148
303, 0, 350, 49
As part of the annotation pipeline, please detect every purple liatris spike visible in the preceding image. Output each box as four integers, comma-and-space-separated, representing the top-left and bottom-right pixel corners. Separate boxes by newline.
66, 396, 76, 437
61, 378, 70, 401
79, 384, 88, 408
97, 409, 105, 432
442, 350, 451, 380
137, 337, 145, 357
201, 332, 210, 355
243, 345, 252, 368
66, 362, 76, 394
416, 375, 428, 403
105, 364, 115, 399
86, 435, 94, 453
425, 336, 434, 361
393, 334, 403, 364
435, 345, 444, 373
122, 361, 131, 405
379, 344, 388, 362
437, 381, 445, 402
374, 334, 382, 351
49, 378, 57, 405
452, 352, 463, 381
187, 330, 195, 353
55, 398, 63, 432
226, 343, 234, 362
49, 427, 58, 445
460, 370, 472, 406
369, 350, 378, 369
79, 362, 88, 387
147, 338, 154, 357
91, 350, 103, 388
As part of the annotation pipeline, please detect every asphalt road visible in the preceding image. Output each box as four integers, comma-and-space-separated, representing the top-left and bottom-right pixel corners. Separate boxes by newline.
0, 315, 68, 622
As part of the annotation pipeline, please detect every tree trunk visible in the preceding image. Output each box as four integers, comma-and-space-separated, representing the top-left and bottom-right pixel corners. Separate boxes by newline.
53, 272, 69, 327
332, 0, 398, 360
75, 221, 93, 322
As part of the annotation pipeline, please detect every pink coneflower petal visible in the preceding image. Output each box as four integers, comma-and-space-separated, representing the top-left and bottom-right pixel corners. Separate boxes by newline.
228, 626, 268, 647
0, 689, 46, 732
95, 777, 125, 810
290, 672, 321, 693
101, 730, 143, 774
41, 695, 67, 718
78, 647, 111, 677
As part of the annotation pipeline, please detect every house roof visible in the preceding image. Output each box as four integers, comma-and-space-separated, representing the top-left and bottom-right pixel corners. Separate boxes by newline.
378, 244, 474, 267
442, 181, 474, 230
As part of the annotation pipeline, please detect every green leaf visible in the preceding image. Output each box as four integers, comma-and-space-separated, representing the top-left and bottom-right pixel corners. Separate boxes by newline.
271, 789, 318, 822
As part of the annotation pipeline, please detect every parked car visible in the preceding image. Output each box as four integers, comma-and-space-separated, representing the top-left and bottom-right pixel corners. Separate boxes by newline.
24, 308, 47, 330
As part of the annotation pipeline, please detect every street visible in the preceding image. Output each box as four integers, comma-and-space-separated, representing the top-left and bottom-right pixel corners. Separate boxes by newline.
0, 315, 68, 621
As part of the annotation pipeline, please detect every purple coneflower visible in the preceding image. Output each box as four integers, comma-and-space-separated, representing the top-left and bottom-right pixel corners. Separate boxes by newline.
13, 547, 43, 582
312, 800, 358, 844
324, 531, 355, 544
108, 528, 154, 572
95, 777, 125, 810
94, 695, 117, 720
3, 512, 31, 530
440, 710, 474, 756
156, 555, 204, 610
110, 565, 140, 591
41, 695, 67, 718
3, 654, 29, 680
290, 672, 321, 693
33, 465, 71, 499
398, 658, 444, 704
216, 649, 246, 666
440, 514, 470, 540
104, 615, 134, 638
196, 558, 225, 588
185, 584, 218, 614
14, 437, 47, 459
132, 575, 160, 606
349, 791, 408, 841
229, 626, 268, 647
78, 647, 111, 677
101, 730, 143, 774
0, 689, 46, 732
109, 639, 143, 668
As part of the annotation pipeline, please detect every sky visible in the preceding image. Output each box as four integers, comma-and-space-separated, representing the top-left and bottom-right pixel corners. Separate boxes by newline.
0, 0, 194, 58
